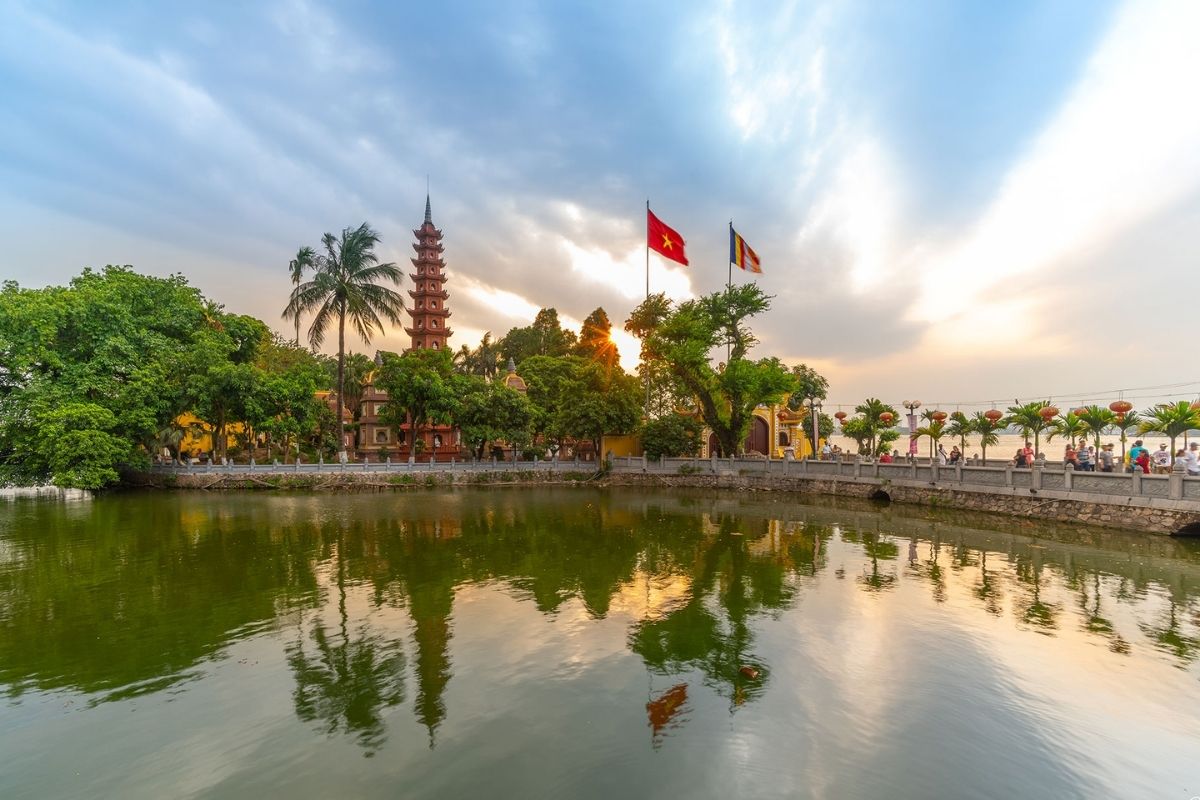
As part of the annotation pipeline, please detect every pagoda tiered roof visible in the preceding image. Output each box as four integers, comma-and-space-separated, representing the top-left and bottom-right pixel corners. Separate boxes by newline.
404, 326, 454, 339
408, 289, 450, 302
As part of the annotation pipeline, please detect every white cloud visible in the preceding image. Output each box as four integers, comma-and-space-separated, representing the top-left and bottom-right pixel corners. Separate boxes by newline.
908, 0, 1200, 327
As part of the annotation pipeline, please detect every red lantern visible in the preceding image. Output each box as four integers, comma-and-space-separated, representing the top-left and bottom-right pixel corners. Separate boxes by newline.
834, 411, 847, 423
931, 410, 948, 423
1191, 400, 1200, 412
1039, 406, 1059, 421
984, 409, 1003, 423
879, 412, 895, 424
1109, 400, 1132, 419
1071, 407, 1087, 417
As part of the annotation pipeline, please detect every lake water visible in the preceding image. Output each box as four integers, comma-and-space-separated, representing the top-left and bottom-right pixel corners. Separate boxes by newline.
2, 488, 1199, 799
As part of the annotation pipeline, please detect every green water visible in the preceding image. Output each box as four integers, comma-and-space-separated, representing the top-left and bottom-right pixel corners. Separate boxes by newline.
2, 489, 1199, 799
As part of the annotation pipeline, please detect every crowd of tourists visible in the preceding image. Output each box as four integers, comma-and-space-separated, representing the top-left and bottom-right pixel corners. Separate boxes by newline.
1041, 439, 1200, 475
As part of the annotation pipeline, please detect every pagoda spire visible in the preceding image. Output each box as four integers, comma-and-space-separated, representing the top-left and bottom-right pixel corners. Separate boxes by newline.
424, 194, 432, 224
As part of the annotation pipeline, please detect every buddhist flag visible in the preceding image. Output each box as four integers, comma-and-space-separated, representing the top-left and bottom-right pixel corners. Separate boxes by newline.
647, 209, 688, 266
730, 227, 761, 273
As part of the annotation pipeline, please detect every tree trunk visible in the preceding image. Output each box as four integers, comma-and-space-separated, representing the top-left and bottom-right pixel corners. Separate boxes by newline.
337, 306, 347, 461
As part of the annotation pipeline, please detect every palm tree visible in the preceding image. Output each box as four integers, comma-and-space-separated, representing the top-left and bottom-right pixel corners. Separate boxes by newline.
970, 412, 1003, 463
946, 411, 973, 455
1046, 410, 1088, 448
854, 398, 897, 458
287, 246, 316, 347
284, 223, 405, 460
914, 420, 948, 460
1111, 410, 1142, 466
1005, 401, 1052, 457
1077, 405, 1116, 452
1138, 401, 1200, 465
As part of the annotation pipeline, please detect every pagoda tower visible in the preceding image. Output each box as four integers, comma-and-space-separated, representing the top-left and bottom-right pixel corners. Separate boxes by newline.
405, 195, 453, 350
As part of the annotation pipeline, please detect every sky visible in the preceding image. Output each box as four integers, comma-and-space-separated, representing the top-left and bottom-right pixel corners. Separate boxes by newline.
2, 0, 1199, 413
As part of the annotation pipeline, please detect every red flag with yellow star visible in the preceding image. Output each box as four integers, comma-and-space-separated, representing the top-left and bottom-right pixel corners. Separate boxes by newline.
647, 209, 688, 266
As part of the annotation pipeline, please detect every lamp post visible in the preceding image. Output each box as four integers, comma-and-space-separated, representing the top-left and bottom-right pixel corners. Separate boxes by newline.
809, 398, 823, 459
903, 400, 921, 461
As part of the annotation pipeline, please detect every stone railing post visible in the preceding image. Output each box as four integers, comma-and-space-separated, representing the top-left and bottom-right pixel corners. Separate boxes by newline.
248, 458, 255, 473
318, 454, 324, 472
1031, 463, 1043, 490
1063, 461, 1073, 490
930, 460, 939, 483
909, 460, 917, 480
1131, 467, 1142, 496
955, 462, 963, 482
853, 455, 862, 478
1170, 459, 1186, 499
642, 454, 648, 472
1004, 463, 1013, 487
295, 457, 301, 473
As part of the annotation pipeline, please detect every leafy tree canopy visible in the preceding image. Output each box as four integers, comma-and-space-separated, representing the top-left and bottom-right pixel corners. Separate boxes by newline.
626, 286, 794, 456
500, 308, 578, 365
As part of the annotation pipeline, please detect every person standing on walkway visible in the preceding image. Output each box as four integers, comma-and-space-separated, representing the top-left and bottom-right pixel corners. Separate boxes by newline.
1077, 444, 1093, 472
1064, 444, 1077, 467
1186, 442, 1200, 476
1021, 443, 1035, 468
1098, 443, 1115, 472
937, 445, 948, 465
1153, 443, 1172, 474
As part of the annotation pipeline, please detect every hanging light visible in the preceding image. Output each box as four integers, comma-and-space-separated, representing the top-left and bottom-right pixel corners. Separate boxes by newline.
879, 412, 895, 424
1039, 406, 1059, 421
1109, 400, 1133, 419
984, 409, 1003, 423
931, 410, 948, 423
834, 411, 847, 424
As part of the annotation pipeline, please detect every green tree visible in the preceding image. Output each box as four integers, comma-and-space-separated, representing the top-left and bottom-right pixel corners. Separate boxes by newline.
1005, 401, 1053, 457
1076, 405, 1116, 452
249, 336, 329, 463
517, 355, 581, 456
283, 223, 405, 460
1111, 410, 1142, 465
854, 398, 899, 457
915, 420, 948, 459
454, 332, 503, 380
0, 266, 216, 487
286, 246, 316, 346
1047, 410, 1089, 449
559, 361, 642, 457
456, 379, 535, 460
625, 286, 795, 456
785, 364, 830, 453
575, 307, 619, 370
374, 348, 464, 460
500, 308, 578, 365
946, 411, 973, 454
970, 412, 1003, 462
641, 414, 704, 460
1138, 401, 1200, 465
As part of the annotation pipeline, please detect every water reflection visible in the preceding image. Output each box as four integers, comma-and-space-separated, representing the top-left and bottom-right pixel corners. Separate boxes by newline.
2, 489, 1200, 764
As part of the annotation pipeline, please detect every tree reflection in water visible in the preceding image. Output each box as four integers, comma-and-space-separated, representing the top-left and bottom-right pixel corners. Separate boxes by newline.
286, 537, 406, 757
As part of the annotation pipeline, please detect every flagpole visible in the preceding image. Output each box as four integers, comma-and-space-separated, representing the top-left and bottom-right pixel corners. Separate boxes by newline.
644, 199, 651, 416
646, 199, 650, 300
726, 220, 732, 363
727, 220, 733, 290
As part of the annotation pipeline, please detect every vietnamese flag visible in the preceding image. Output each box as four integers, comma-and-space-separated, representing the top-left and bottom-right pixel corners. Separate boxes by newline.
647, 209, 688, 266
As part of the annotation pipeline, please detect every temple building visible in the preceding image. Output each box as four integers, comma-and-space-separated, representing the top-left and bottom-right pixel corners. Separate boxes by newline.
354, 196, 461, 461
405, 195, 453, 351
